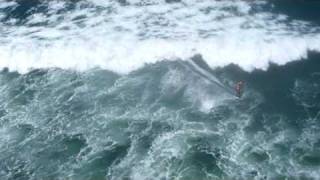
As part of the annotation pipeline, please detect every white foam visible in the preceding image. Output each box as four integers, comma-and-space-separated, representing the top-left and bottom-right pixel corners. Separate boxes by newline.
0, 0, 320, 74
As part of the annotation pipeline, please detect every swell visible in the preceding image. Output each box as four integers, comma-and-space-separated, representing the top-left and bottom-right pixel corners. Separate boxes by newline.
0, 55, 319, 179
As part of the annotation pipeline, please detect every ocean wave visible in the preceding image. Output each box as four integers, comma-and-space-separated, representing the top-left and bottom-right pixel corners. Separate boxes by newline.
0, 0, 320, 74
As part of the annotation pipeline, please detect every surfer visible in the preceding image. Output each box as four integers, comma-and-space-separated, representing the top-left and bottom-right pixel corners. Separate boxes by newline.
235, 81, 244, 98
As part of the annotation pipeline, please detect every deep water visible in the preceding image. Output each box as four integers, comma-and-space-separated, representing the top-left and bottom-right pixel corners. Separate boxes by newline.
1, 0, 320, 180
0, 54, 320, 179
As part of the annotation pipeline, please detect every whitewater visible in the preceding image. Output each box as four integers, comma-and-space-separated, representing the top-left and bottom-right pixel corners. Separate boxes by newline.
0, 0, 320, 73
1, 0, 320, 180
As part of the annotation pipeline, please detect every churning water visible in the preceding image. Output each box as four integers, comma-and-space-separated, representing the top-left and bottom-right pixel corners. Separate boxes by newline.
0, 0, 320, 179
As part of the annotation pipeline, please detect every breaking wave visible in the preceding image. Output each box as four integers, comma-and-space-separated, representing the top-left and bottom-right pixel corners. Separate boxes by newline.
0, 0, 320, 73
1, 1, 320, 180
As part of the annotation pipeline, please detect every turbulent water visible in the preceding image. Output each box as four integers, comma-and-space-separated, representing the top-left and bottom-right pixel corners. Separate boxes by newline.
0, 0, 320, 179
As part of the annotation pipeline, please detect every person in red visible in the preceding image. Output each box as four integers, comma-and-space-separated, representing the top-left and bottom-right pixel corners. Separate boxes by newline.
235, 81, 244, 98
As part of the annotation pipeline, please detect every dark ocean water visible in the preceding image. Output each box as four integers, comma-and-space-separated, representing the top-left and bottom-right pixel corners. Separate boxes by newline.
0, 0, 320, 180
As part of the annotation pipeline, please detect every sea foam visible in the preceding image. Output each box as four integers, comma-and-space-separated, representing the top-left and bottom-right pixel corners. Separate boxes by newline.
0, 0, 320, 74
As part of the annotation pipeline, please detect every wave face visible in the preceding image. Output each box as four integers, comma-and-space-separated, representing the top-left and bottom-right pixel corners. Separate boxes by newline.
1, 0, 320, 73
1, 0, 320, 180
0, 57, 320, 180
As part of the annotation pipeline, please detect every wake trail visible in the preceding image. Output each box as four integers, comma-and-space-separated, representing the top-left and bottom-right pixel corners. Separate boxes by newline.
186, 58, 236, 97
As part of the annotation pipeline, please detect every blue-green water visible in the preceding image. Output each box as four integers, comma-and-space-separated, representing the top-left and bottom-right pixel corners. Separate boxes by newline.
0, 0, 320, 180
